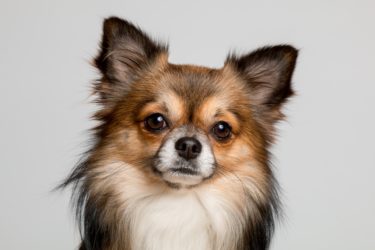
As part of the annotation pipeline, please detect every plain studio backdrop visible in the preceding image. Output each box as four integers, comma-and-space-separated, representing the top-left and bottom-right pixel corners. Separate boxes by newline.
1, 0, 374, 249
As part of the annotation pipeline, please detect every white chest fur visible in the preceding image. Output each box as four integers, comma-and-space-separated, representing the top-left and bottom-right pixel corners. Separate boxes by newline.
128, 191, 212, 250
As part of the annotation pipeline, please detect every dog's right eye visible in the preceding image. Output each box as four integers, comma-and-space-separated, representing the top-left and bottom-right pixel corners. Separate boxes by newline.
144, 113, 168, 132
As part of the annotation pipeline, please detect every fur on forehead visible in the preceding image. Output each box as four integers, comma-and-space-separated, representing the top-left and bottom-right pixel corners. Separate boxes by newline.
128, 64, 253, 120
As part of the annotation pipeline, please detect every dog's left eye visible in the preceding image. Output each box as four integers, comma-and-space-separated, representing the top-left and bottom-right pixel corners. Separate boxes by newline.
212, 121, 232, 141
144, 113, 168, 132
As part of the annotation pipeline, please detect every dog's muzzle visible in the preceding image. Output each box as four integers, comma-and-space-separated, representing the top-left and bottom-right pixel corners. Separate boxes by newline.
154, 129, 215, 187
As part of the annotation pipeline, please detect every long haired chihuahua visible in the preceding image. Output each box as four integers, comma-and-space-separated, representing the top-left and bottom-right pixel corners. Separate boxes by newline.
62, 17, 298, 250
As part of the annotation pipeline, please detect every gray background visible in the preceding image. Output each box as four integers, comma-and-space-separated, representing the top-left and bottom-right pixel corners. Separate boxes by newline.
1, 0, 374, 249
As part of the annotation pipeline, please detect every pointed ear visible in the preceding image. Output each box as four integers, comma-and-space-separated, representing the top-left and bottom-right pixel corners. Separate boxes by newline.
225, 45, 298, 132
94, 17, 168, 103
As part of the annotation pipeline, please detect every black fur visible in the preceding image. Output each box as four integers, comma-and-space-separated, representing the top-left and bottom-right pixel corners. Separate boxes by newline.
242, 174, 280, 250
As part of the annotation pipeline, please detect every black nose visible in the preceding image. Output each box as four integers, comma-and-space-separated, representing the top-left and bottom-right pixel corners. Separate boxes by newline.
175, 137, 202, 160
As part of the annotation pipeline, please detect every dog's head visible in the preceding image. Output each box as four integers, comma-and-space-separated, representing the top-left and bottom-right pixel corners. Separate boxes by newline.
90, 17, 297, 189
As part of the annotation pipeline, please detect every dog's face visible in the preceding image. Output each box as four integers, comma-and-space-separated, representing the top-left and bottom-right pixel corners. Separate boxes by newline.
107, 63, 260, 187
92, 17, 297, 189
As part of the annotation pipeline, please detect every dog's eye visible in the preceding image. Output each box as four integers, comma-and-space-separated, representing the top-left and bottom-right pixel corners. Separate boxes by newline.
144, 113, 168, 132
212, 121, 232, 141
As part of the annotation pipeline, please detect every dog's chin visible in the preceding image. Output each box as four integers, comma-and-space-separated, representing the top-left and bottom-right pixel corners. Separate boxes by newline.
161, 170, 204, 187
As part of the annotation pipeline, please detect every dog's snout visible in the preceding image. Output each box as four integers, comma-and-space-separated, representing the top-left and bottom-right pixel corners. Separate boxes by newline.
175, 137, 202, 160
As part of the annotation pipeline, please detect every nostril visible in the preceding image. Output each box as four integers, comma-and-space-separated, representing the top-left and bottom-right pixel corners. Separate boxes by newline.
191, 143, 201, 154
175, 137, 202, 160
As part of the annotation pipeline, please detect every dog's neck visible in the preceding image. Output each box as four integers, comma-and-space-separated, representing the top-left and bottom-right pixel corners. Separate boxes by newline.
79, 162, 275, 250
106, 163, 253, 250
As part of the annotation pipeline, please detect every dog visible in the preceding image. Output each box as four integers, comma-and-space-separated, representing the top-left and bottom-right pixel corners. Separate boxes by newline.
62, 16, 298, 250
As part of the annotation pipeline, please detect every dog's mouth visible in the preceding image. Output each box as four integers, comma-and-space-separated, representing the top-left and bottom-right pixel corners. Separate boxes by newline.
170, 167, 198, 175
153, 160, 209, 187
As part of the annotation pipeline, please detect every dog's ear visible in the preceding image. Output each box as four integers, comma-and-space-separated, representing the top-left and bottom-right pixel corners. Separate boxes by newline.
226, 45, 298, 137
94, 17, 168, 103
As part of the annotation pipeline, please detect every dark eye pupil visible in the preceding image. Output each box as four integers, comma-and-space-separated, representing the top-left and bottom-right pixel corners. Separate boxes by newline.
145, 113, 167, 131
213, 122, 231, 139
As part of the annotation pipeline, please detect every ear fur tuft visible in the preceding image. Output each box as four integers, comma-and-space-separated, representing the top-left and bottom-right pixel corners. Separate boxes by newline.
226, 45, 298, 138
94, 17, 168, 104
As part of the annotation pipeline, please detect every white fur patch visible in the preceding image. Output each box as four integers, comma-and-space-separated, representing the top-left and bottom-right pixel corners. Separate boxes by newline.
128, 190, 211, 250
